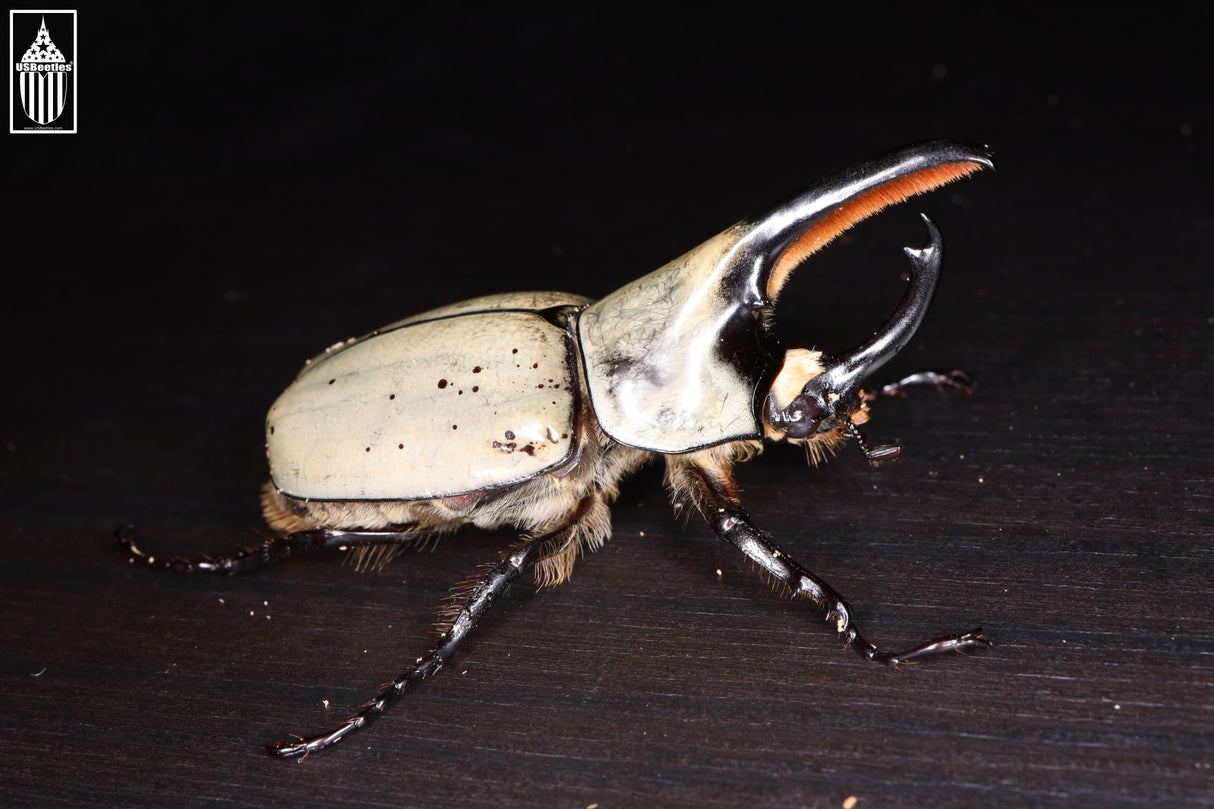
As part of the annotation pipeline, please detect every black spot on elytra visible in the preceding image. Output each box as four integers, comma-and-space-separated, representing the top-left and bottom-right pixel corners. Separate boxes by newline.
521, 444, 535, 456
437, 379, 448, 389
473, 366, 482, 373
504, 430, 515, 440
328, 379, 335, 385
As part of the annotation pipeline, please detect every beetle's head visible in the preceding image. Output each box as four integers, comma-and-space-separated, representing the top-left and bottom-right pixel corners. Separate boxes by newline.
749, 142, 991, 464
760, 215, 942, 464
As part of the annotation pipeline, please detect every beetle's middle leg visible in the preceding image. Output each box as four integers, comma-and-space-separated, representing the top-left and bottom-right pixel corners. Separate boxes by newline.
666, 450, 989, 666
267, 496, 607, 758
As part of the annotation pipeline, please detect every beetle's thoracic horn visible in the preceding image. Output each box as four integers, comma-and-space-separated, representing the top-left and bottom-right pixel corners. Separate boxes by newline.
749, 139, 991, 301
802, 214, 943, 406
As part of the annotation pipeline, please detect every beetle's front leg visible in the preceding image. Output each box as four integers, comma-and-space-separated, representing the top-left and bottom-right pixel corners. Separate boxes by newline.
669, 457, 989, 665
863, 368, 972, 401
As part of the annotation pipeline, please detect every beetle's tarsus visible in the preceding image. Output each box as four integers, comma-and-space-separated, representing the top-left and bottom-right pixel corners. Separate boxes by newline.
867, 368, 973, 401
116, 524, 233, 574
115, 525, 435, 575
860, 627, 991, 667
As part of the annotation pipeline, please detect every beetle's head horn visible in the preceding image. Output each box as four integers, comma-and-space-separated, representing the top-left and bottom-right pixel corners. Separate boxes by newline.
809, 214, 942, 403
754, 140, 991, 462
763, 216, 941, 461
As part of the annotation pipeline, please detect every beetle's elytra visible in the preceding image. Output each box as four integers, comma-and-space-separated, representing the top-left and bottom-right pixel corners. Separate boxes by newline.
120, 140, 993, 757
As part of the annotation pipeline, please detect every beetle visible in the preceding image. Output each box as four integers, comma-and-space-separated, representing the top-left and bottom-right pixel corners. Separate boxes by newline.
119, 140, 993, 757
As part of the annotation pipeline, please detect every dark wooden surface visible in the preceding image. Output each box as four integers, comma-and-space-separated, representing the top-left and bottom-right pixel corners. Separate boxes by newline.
3, 8, 1210, 808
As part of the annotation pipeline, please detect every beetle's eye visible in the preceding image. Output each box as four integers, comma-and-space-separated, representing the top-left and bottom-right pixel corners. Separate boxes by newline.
783, 394, 823, 439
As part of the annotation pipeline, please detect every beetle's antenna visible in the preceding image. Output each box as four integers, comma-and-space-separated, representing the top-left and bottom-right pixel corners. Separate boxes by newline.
846, 421, 902, 464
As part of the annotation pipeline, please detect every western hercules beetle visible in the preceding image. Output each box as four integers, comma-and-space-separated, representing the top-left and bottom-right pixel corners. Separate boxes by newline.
120, 140, 993, 756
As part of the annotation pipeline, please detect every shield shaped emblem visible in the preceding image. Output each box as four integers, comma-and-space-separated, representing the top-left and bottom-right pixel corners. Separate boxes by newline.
17, 17, 68, 126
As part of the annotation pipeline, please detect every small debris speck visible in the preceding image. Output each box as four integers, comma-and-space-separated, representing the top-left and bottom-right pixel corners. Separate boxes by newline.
843, 796, 858, 809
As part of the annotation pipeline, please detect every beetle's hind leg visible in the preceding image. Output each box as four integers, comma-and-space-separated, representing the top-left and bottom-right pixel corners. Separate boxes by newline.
667, 452, 990, 666
116, 524, 431, 575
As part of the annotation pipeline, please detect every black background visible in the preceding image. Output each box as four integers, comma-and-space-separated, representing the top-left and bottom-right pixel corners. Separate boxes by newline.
3, 6, 1211, 808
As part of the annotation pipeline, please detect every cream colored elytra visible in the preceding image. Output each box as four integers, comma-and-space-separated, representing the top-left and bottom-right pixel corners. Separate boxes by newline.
266, 293, 590, 501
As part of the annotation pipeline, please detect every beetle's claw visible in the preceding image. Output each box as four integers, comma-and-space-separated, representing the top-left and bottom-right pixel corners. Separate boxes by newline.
956, 628, 992, 650
941, 369, 974, 395
267, 735, 311, 758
